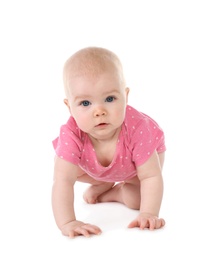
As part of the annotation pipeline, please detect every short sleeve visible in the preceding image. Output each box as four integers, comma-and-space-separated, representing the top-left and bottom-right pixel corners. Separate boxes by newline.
52, 117, 83, 165
130, 116, 166, 166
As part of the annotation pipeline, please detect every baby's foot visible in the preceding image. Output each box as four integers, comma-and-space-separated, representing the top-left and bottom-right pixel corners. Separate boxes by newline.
83, 183, 114, 204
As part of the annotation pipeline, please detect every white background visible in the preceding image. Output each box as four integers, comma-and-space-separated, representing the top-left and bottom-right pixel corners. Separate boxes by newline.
0, 0, 211, 259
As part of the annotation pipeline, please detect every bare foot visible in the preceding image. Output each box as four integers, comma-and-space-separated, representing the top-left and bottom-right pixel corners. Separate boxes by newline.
83, 182, 114, 204
98, 182, 124, 203
98, 181, 140, 209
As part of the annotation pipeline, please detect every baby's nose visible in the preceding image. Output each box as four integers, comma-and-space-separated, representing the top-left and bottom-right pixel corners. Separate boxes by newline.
94, 108, 107, 117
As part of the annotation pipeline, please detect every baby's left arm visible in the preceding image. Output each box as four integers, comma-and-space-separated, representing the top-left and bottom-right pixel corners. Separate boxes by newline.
128, 151, 165, 230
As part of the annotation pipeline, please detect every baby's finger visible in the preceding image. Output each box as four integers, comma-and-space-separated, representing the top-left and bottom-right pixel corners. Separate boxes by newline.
128, 220, 139, 228
70, 226, 90, 238
82, 224, 102, 235
140, 218, 148, 230
154, 218, 165, 229
161, 218, 165, 227
68, 230, 81, 238
149, 218, 156, 230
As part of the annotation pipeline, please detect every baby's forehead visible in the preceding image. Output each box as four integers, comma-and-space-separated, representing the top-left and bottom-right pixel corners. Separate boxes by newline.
64, 49, 120, 78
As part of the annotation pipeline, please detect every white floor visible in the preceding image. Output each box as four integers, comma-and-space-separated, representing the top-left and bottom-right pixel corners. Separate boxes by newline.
1, 1, 211, 259
1, 152, 210, 259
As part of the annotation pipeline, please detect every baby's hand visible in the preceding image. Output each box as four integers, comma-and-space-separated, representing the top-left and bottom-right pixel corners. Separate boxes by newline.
128, 213, 165, 230
61, 220, 102, 238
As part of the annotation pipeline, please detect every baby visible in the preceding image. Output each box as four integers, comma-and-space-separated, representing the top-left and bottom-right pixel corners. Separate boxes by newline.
52, 47, 166, 238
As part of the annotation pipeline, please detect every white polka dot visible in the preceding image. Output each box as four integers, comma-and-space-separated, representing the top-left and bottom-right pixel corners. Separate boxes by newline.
156, 137, 159, 140
65, 142, 68, 145
60, 155, 63, 158
140, 131, 143, 134
140, 143, 143, 146
147, 152, 150, 155
136, 154, 140, 157
72, 153, 74, 156
132, 126, 135, 129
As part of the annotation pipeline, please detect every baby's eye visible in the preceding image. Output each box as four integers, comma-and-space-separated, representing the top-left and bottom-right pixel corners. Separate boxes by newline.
105, 96, 115, 102
80, 100, 91, 106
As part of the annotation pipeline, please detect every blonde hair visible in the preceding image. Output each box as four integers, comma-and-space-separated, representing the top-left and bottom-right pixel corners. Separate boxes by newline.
63, 47, 126, 98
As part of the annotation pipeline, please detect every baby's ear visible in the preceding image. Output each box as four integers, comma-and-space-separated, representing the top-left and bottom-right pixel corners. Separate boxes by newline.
125, 87, 130, 103
64, 99, 71, 113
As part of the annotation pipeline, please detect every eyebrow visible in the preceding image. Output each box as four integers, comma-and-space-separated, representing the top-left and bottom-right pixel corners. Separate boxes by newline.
74, 95, 92, 102
74, 90, 120, 102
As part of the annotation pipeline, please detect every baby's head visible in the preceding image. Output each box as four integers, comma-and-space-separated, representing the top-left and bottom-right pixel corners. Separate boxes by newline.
62, 47, 129, 139
63, 47, 126, 99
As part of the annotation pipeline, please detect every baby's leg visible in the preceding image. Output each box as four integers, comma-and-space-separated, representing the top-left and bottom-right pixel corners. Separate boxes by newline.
76, 168, 140, 208
83, 182, 115, 204
77, 170, 115, 204
98, 176, 140, 209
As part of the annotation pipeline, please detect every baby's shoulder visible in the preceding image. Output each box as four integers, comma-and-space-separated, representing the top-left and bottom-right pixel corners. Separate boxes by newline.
125, 105, 149, 125
124, 105, 160, 133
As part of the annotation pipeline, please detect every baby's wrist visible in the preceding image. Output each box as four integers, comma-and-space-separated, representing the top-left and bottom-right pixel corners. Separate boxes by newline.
139, 211, 158, 217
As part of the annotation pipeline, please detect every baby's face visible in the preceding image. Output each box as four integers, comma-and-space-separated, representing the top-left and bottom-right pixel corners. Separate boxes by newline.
65, 71, 129, 141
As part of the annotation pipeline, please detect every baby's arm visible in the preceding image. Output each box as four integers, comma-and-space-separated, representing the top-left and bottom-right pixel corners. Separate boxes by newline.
128, 151, 165, 230
52, 156, 102, 238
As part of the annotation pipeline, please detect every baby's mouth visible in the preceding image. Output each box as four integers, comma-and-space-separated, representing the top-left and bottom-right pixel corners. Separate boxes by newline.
95, 123, 109, 127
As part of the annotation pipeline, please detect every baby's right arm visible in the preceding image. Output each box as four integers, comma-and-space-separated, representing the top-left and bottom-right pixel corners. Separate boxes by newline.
52, 156, 102, 238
